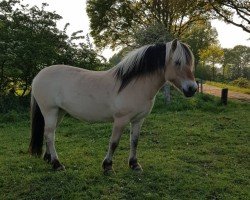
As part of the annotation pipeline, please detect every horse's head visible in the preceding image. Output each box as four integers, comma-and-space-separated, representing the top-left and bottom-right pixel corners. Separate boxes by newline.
165, 39, 197, 97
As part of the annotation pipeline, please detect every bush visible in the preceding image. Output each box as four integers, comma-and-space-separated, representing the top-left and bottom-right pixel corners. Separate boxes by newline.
0, 94, 30, 113
230, 77, 249, 88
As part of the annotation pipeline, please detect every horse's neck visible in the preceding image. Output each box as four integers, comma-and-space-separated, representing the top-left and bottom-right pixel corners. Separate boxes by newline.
106, 66, 165, 99
138, 73, 166, 100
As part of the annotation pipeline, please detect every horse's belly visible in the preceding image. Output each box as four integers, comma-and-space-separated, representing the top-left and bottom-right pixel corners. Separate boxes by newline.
70, 110, 113, 122
61, 100, 114, 122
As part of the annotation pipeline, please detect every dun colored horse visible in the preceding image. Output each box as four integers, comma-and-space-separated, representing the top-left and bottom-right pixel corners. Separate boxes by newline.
29, 39, 197, 171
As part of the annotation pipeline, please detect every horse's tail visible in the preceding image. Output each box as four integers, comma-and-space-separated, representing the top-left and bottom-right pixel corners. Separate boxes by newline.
28, 95, 44, 156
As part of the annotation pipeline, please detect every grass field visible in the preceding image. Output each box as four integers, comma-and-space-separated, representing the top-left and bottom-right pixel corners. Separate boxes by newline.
0, 92, 249, 199
205, 81, 250, 95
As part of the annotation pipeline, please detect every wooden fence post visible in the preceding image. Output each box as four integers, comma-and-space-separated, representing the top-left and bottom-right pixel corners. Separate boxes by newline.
221, 88, 228, 105
200, 79, 203, 93
196, 80, 200, 92
163, 83, 171, 104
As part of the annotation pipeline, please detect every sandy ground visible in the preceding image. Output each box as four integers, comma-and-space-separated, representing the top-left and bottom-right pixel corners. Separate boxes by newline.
201, 84, 250, 102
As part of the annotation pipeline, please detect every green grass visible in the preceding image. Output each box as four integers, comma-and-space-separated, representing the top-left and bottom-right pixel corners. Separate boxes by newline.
206, 81, 250, 95
0, 92, 249, 199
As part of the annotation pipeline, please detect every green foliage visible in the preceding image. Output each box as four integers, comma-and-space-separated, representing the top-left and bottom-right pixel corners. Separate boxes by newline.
0, 93, 30, 113
87, 0, 209, 49
0, 0, 104, 97
223, 45, 250, 81
196, 45, 250, 82
109, 23, 174, 66
0, 93, 249, 199
199, 44, 224, 80
208, 0, 249, 33
0, 0, 64, 95
109, 51, 124, 66
87, 0, 249, 49
196, 64, 213, 80
133, 23, 173, 46
181, 21, 218, 71
0, 109, 29, 123
230, 78, 249, 88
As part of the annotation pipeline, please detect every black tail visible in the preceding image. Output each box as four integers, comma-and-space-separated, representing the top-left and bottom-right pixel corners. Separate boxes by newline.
28, 95, 44, 156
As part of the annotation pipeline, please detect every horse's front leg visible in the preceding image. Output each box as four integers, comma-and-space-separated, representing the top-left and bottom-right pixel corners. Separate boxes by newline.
128, 119, 144, 171
102, 117, 128, 173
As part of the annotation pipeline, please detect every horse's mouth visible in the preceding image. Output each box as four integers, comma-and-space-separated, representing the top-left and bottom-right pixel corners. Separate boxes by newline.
183, 89, 196, 97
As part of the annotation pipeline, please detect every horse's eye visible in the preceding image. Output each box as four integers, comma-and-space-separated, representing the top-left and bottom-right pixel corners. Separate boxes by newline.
175, 60, 181, 66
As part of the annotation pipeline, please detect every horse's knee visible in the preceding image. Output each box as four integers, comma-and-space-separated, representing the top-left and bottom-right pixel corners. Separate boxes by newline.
44, 127, 55, 142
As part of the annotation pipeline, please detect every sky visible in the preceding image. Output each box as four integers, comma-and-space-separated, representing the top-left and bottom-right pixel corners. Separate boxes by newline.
22, 0, 250, 59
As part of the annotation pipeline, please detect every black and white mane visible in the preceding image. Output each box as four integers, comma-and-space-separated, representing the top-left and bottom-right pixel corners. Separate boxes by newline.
114, 40, 194, 92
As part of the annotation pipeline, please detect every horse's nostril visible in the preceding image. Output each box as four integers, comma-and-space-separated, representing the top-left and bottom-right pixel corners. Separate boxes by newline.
183, 85, 197, 97
188, 86, 195, 92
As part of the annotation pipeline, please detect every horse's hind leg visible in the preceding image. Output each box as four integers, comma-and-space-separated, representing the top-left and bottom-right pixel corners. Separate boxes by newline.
43, 144, 51, 163
44, 109, 65, 164
43, 108, 65, 170
129, 120, 144, 171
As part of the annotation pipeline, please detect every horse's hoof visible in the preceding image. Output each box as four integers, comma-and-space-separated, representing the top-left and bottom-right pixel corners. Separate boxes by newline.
129, 159, 143, 172
102, 159, 114, 174
43, 153, 51, 163
130, 163, 143, 172
131, 163, 143, 172
54, 164, 66, 171
52, 159, 65, 171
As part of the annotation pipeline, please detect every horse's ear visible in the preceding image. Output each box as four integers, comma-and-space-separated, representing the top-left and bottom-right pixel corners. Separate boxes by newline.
171, 39, 178, 52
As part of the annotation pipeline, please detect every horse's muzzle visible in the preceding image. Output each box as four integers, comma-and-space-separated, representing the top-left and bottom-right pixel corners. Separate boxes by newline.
183, 86, 197, 97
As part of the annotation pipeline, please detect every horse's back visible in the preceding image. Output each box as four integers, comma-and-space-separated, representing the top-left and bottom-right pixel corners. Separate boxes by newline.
33, 65, 89, 83
32, 65, 116, 122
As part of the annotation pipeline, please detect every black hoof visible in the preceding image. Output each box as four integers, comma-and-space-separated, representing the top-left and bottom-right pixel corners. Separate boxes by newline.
43, 152, 51, 163
52, 159, 65, 171
129, 158, 143, 171
102, 159, 114, 173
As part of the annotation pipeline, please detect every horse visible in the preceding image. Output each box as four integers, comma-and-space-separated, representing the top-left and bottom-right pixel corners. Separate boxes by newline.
29, 39, 197, 172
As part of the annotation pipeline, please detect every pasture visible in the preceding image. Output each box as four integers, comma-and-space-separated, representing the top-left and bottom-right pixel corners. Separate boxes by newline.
0, 92, 249, 199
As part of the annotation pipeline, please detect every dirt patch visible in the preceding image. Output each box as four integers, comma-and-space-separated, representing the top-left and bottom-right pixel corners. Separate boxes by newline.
202, 84, 250, 102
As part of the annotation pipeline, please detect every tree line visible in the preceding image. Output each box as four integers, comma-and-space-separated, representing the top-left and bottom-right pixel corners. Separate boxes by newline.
198, 44, 250, 81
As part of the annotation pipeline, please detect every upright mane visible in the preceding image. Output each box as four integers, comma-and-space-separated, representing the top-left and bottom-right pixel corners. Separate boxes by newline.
165, 41, 194, 70
114, 40, 194, 92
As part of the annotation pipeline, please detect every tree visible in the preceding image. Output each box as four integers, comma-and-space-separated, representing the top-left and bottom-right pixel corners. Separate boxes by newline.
223, 45, 250, 80
207, 0, 250, 33
195, 63, 214, 80
0, 0, 103, 97
109, 23, 174, 65
133, 23, 174, 47
199, 44, 224, 80
181, 20, 218, 72
87, 0, 250, 50
0, 0, 66, 96
87, 0, 209, 49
